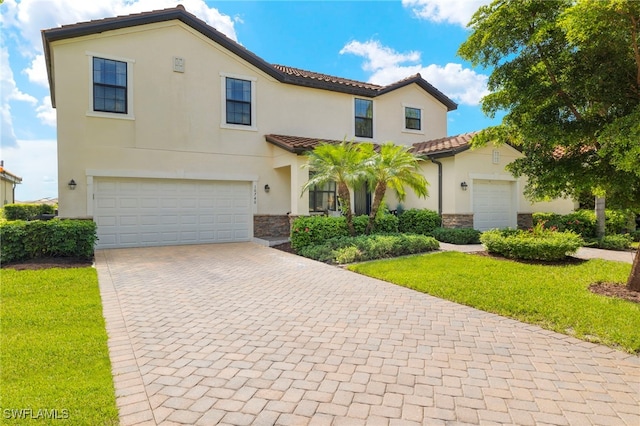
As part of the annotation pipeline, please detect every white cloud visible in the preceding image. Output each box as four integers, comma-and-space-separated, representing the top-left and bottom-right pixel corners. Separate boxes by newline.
36, 96, 56, 127
1, 44, 38, 148
9, 0, 237, 53
340, 40, 421, 72
402, 0, 490, 28
1, 139, 58, 202
341, 40, 489, 106
24, 54, 48, 87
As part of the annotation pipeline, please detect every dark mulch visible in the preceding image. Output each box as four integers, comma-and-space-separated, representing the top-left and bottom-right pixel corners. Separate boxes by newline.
472, 250, 587, 266
589, 282, 640, 304
272, 242, 295, 254
1, 257, 94, 270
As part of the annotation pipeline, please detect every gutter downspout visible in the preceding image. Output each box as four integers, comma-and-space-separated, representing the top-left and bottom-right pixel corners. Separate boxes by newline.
429, 157, 443, 216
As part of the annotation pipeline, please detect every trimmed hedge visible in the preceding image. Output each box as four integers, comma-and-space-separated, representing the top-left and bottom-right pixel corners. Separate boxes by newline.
533, 209, 637, 238
398, 209, 441, 235
590, 234, 632, 251
0, 219, 97, 263
290, 214, 399, 251
480, 226, 583, 261
297, 233, 439, 264
431, 227, 482, 244
3, 203, 55, 221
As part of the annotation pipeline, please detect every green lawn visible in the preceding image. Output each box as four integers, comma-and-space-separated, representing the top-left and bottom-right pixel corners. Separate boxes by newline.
0, 268, 118, 425
349, 252, 640, 354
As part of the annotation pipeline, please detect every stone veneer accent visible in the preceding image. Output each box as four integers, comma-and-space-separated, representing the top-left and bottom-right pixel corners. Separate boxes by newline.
253, 215, 291, 238
517, 213, 534, 230
442, 214, 474, 229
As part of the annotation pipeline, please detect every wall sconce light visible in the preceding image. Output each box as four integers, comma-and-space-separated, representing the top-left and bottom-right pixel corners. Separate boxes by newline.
68, 179, 77, 190
460, 181, 468, 191
264, 184, 270, 193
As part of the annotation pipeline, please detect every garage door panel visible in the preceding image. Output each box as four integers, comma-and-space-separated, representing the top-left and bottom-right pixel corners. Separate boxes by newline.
473, 180, 514, 231
94, 178, 251, 248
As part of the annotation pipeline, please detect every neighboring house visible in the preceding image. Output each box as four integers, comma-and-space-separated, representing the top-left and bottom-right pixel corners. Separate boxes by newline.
42, 6, 574, 249
0, 161, 22, 205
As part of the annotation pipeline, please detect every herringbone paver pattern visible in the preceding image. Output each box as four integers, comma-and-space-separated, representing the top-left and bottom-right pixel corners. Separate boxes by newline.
96, 243, 640, 425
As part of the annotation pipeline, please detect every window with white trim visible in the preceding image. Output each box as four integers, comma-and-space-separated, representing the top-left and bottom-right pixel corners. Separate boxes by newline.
87, 52, 134, 119
355, 98, 373, 138
220, 73, 257, 131
93, 57, 127, 113
405, 107, 421, 130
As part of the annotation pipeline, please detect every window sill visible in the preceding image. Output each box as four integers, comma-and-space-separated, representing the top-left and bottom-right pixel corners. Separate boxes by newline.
86, 111, 135, 121
220, 123, 258, 132
402, 128, 424, 135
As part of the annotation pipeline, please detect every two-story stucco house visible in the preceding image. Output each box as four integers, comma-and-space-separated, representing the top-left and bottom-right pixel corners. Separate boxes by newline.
0, 161, 22, 205
42, 6, 574, 249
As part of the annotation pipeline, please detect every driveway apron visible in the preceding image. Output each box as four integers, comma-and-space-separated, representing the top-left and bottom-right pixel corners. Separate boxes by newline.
95, 243, 639, 426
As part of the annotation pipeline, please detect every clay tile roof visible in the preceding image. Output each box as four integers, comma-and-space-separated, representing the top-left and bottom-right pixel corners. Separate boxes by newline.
265, 134, 347, 154
273, 65, 383, 91
411, 131, 480, 157
42, 6, 457, 111
0, 165, 23, 183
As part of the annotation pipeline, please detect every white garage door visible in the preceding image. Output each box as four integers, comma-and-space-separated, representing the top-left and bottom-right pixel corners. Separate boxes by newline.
473, 180, 515, 231
94, 178, 252, 249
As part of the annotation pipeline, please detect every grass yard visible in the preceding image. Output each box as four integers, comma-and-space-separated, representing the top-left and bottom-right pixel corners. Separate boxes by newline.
349, 252, 640, 354
0, 268, 118, 425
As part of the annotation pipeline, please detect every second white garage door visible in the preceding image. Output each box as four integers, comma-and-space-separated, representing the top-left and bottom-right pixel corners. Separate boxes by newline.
94, 178, 252, 249
473, 180, 515, 231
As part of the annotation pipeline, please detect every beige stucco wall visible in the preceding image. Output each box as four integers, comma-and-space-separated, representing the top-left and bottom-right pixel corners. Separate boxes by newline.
400, 144, 576, 219
50, 20, 449, 218
1, 179, 15, 205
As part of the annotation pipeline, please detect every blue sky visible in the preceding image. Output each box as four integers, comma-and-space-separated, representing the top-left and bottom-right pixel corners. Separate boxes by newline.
1, 0, 497, 201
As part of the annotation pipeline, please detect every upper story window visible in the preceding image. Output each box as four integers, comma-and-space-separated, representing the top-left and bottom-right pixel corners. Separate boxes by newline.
405, 107, 421, 131
220, 73, 257, 131
355, 98, 373, 138
226, 77, 252, 125
93, 57, 127, 114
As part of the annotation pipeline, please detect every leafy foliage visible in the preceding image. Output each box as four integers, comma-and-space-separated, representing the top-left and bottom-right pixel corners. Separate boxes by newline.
0, 219, 98, 263
590, 234, 633, 251
480, 224, 583, 261
3, 203, 55, 221
459, 0, 640, 210
431, 227, 482, 244
362, 142, 428, 234
297, 233, 439, 264
290, 214, 399, 251
397, 209, 441, 235
533, 209, 636, 237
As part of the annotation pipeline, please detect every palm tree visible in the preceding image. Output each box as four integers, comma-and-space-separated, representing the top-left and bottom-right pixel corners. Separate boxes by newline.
364, 142, 428, 234
302, 140, 370, 236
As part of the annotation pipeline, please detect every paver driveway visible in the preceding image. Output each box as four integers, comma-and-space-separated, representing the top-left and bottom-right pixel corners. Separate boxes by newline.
95, 243, 639, 425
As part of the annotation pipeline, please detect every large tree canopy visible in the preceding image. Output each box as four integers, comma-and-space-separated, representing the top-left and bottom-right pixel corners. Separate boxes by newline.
458, 0, 640, 209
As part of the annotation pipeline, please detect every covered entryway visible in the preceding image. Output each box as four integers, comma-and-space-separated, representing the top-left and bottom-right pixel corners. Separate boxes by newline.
473, 179, 516, 230
93, 177, 251, 249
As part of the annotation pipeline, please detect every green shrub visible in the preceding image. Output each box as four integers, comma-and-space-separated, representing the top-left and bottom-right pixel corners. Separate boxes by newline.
533, 210, 596, 237
333, 246, 364, 264
630, 230, 640, 242
480, 224, 583, 261
398, 209, 441, 235
431, 227, 482, 244
592, 234, 632, 251
3, 203, 55, 221
605, 209, 636, 234
297, 233, 439, 264
290, 216, 348, 251
291, 214, 400, 251
0, 219, 97, 263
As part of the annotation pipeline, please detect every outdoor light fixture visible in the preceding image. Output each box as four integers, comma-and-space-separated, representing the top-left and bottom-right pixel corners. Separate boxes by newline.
264, 184, 270, 193
460, 181, 468, 191
68, 179, 77, 190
